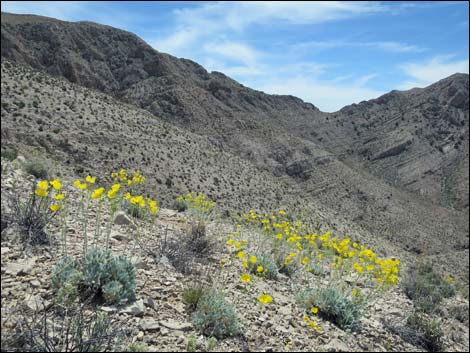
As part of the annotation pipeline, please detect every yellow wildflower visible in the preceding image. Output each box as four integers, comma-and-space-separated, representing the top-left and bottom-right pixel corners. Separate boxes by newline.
54, 193, 65, 200
85, 175, 96, 184
49, 179, 62, 190
352, 288, 358, 296
257, 266, 264, 273
302, 257, 309, 265
37, 180, 49, 190
242, 260, 248, 268
311, 307, 319, 314
240, 273, 251, 283
237, 251, 245, 259
258, 294, 273, 304
49, 204, 61, 212
35, 188, 48, 197
227, 239, 234, 246
354, 263, 363, 274
91, 187, 105, 199
250, 255, 257, 264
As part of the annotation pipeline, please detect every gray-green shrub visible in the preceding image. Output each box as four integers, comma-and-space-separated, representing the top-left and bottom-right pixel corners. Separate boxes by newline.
296, 287, 362, 331
192, 290, 239, 338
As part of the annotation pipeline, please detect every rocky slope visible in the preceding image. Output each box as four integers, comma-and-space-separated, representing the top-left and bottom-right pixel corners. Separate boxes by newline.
1, 160, 469, 352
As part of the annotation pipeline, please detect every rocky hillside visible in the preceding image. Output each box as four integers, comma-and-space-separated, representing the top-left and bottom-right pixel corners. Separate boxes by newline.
1, 12, 469, 278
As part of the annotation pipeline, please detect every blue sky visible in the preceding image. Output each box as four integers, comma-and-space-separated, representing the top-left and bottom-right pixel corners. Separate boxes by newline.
2, 1, 469, 111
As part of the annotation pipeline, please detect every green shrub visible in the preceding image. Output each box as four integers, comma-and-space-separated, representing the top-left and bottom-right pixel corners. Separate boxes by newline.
8, 184, 57, 245
24, 159, 48, 179
2, 303, 119, 352
192, 290, 239, 338
1, 147, 18, 161
273, 252, 298, 277
182, 284, 209, 312
296, 287, 362, 331
250, 253, 279, 280
402, 262, 455, 313
406, 311, 444, 352
174, 199, 188, 212
126, 342, 149, 352
186, 334, 197, 352
52, 248, 136, 305
51, 256, 83, 305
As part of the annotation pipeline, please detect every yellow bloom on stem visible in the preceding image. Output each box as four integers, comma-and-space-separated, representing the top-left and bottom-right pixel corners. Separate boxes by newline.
111, 183, 121, 192
91, 187, 105, 199
311, 307, 319, 314
249, 255, 257, 264
235, 241, 241, 249
124, 192, 131, 200
35, 188, 48, 197
353, 263, 363, 274
258, 294, 273, 304
242, 260, 248, 268
352, 288, 358, 296
227, 239, 234, 246
50, 204, 61, 212
107, 189, 117, 199
73, 180, 87, 190
240, 273, 251, 283
85, 175, 96, 184
49, 179, 62, 190
302, 257, 309, 265
237, 251, 245, 259
54, 193, 65, 200
366, 265, 375, 271
257, 265, 264, 273
279, 210, 286, 216
37, 180, 49, 190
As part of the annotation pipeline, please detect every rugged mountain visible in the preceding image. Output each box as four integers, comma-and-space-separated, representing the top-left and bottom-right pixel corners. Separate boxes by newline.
1, 12, 469, 276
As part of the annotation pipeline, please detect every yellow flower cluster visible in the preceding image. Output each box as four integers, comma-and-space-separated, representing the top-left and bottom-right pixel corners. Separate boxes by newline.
176, 192, 215, 213
34, 179, 64, 211
111, 169, 146, 185
241, 209, 401, 287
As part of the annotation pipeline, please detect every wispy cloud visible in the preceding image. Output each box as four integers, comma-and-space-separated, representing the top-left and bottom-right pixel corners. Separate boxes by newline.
293, 40, 426, 53
399, 55, 469, 89
257, 75, 384, 112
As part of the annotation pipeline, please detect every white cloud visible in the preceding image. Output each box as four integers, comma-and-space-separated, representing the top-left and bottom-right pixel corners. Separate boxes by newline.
293, 40, 425, 53
399, 55, 469, 89
203, 41, 261, 66
256, 75, 384, 112
152, 27, 202, 56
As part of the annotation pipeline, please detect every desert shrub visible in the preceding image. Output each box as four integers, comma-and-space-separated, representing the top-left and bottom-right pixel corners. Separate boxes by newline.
406, 311, 444, 351
24, 159, 48, 179
186, 334, 197, 352
402, 262, 455, 313
250, 253, 279, 280
273, 251, 299, 278
296, 287, 362, 331
8, 183, 58, 246
52, 248, 136, 305
2, 303, 119, 352
173, 198, 188, 212
448, 303, 469, 324
126, 342, 149, 352
1, 147, 18, 161
192, 290, 239, 338
154, 221, 211, 274
182, 284, 210, 312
